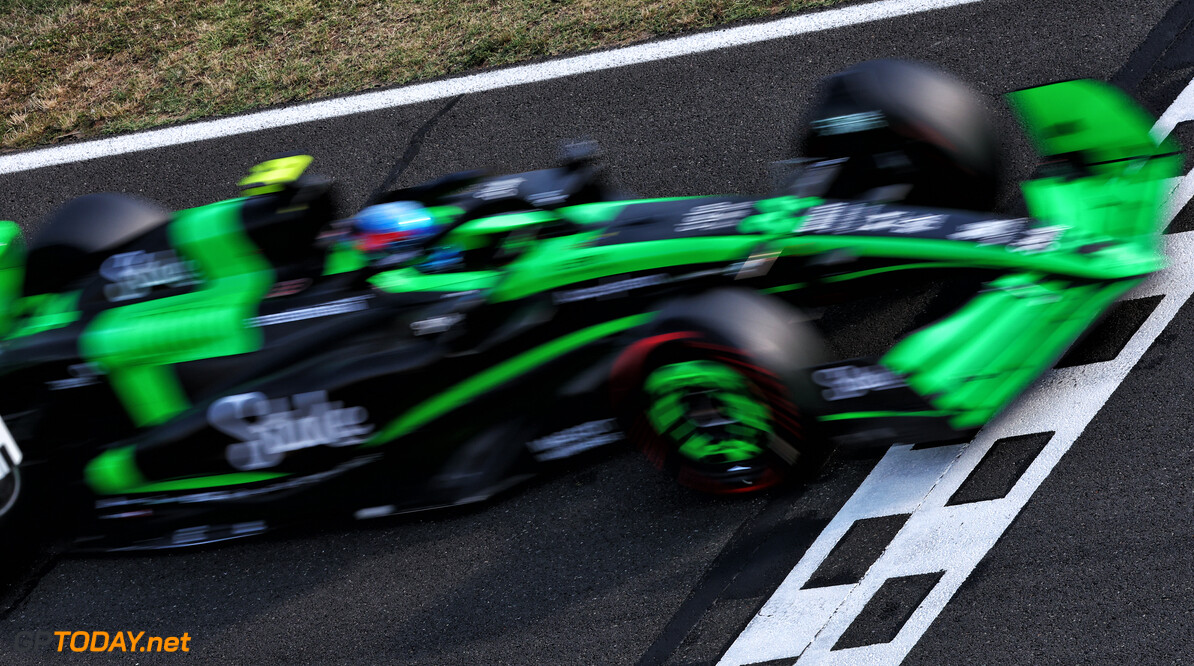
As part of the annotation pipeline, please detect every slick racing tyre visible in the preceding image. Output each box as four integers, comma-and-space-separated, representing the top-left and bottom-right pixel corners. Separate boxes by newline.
612, 289, 829, 493
0, 419, 79, 571
24, 193, 171, 295
800, 59, 1001, 211
0, 445, 44, 578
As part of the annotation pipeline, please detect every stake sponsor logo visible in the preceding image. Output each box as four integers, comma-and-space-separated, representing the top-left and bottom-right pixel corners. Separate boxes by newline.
528, 189, 568, 206
209, 391, 373, 471
947, 218, 1027, 245
811, 110, 887, 135
803, 202, 947, 235
675, 201, 756, 233
46, 362, 104, 391
553, 274, 668, 303
526, 419, 622, 461
948, 218, 1065, 252
411, 313, 465, 336
99, 250, 198, 302
855, 209, 945, 234
473, 177, 526, 200
803, 202, 1067, 251
811, 364, 905, 401
1009, 224, 1066, 252
249, 295, 372, 327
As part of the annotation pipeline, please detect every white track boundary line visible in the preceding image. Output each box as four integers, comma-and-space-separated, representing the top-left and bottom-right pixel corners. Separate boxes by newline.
0, 0, 983, 176
720, 93, 1194, 665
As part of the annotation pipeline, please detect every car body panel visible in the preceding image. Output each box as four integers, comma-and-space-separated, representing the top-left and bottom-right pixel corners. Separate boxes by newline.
0, 79, 1179, 549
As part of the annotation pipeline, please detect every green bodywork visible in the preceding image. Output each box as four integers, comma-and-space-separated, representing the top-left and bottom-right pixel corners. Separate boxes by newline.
80, 199, 275, 426
7, 290, 80, 339
879, 81, 1180, 430
363, 312, 654, 446
1, 79, 1179, 497
85, 444, 287, 496
85, 311, 655, 494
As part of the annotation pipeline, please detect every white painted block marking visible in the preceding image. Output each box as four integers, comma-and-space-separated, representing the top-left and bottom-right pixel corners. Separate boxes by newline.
1151, 77, 1194, 142
721, 227, 1194, 666
720, 94, 1194, 666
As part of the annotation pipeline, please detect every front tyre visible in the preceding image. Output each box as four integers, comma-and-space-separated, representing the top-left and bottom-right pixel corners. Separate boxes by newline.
613, 289, 830, 493
0, 447, 43, 581
641, 357, 790, 491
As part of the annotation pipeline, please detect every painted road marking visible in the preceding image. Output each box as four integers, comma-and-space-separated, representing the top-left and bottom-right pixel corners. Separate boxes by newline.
1151, 78, 1194, 142
0, 0, 984, 176
720, 88, 1194, 666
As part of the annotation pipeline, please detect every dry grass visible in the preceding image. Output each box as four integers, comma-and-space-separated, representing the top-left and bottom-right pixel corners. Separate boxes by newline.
0, 0, 841, 150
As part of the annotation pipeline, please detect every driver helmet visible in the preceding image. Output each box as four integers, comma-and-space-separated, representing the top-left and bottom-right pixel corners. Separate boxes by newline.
351, 201, 436, 255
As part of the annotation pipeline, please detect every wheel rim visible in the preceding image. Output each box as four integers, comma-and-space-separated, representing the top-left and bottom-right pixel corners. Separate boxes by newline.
642, 360, 774, 466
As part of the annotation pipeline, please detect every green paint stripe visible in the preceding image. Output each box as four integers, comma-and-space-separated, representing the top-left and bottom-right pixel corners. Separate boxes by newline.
365, 312, 653, 446
493, 236, 757, 302
86, 444, 289, 495
777, 235, 1162, 281
762, 282, 807, 294
818, 410, 953, 422
123, 472, 288, 494
370, 268, 500, 293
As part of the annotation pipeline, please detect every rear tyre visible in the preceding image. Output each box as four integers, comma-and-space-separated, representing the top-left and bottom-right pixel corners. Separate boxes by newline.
24, 193, 171, 296
800, 59, 1001, 211
612, 289, 830, 493
0, 459, 53, 585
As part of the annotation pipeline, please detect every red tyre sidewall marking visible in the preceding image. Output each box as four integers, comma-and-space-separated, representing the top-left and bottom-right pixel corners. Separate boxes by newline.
612, 333, 806, 492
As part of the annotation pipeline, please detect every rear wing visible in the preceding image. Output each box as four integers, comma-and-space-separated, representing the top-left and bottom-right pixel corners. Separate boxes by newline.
820, 80, 1181, 446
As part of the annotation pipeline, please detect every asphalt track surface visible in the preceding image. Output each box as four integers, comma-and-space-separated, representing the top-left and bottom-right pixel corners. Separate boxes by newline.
0, 0, 1191, 663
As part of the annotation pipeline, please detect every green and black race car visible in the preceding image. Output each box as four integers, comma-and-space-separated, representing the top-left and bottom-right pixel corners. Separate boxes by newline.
0, 60, 1179, 551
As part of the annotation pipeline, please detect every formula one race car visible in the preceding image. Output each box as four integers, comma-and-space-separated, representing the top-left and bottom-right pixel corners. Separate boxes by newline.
0, 60, 1180, 552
